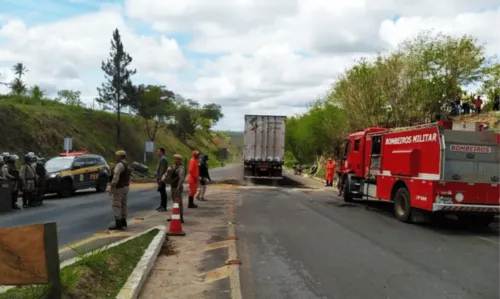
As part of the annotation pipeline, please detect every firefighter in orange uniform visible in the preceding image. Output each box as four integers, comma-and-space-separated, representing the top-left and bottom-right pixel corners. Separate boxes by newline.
325, 158, 336, 187
187, 150, 200, 208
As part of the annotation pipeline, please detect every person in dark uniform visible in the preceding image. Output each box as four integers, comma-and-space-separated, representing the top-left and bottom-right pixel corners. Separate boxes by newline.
196, 155, 212, 201
166, 154, 186, 223
108, 150, 131, 230
34, 157, 47, 206
20, 154, 36, 208
3, 155, 20, 209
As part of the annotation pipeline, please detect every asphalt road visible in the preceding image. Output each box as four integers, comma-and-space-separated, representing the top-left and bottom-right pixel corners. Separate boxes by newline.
236, 174, 500, 299
0, 164, 240, 248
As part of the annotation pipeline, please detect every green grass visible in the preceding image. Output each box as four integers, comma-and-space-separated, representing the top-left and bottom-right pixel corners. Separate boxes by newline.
0, 229, 160, 299
0, 96, 224, 166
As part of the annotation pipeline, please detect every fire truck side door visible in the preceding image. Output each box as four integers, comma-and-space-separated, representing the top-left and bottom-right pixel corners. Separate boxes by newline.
350, 138, 363, 177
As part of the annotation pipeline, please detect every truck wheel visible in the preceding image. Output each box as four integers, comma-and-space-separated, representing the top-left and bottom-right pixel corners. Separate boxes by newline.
58, 179, 73, 198
96, 176, 108, 192
394, 187, 411, 222
343, 175, 353, 203
457, 213, 494, 228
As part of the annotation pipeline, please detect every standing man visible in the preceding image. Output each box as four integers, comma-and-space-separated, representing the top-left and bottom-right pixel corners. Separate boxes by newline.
109, 150, 131, 230
156, 147, 169, 212
475, 96, 483, 114
196, 155, 212, 201
187, 150, 200, 208
166, 154, 186, 223
4, 155, 20, 209
494, 93, 499, 111
20, 154, 36, 208
325, 158, 335, 187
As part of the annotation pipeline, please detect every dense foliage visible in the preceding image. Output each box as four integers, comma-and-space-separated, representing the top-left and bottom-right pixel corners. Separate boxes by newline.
286, 31, 499, 164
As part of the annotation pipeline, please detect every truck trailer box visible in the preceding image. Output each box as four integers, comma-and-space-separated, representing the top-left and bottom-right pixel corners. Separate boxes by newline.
243, 115, 286, 180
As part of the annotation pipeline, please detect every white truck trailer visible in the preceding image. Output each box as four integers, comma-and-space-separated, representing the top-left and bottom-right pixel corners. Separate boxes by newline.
243, 115, 286, 182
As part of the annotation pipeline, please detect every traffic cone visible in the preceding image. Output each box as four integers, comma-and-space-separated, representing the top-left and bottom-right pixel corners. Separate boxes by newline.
167, 199, 185, 236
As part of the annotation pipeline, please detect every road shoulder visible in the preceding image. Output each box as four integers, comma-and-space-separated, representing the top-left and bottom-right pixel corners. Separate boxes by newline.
138, 184, 242, 299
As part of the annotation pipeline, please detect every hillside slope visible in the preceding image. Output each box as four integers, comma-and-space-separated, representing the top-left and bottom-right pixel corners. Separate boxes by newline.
0, 98, 225, 166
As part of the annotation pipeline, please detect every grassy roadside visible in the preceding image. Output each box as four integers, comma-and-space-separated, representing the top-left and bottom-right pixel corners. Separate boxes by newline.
0, 229, 160, 299
0, 98, 225, 165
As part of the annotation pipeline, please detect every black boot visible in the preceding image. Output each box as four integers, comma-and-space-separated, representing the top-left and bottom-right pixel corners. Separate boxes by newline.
188, 196, 198, 208
121, 218, 127, 228
109, 218, 123, 230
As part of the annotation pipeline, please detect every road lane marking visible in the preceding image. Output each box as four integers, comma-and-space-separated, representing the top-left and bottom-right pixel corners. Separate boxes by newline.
476, 236, 499, 245
227, 217, 243, 299
204, 240, 231, 251
198, 266, 232, 283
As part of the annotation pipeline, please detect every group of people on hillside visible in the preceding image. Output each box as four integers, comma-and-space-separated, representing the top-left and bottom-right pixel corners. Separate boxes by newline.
453, 92, 500, 115
0, 152, 47, 210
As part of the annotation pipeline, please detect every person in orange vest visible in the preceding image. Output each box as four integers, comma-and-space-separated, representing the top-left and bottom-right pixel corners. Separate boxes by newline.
187, 150, 200, 208
325, 157, 336, 187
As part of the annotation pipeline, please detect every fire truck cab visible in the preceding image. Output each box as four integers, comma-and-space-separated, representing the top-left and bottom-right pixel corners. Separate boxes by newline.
340, 120, 500, 226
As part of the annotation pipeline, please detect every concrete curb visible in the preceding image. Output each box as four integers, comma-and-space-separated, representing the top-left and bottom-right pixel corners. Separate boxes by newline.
116, 225, 167, 299
0, 226, 165, 295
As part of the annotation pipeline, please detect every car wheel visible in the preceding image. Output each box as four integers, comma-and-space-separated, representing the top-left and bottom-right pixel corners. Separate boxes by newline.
58, 179, 73, 198
96, 176, 108, 192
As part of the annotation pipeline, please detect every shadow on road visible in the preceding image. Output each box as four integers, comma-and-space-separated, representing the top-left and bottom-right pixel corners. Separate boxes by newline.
328, 199, 499, 237
214, 175, 311, 189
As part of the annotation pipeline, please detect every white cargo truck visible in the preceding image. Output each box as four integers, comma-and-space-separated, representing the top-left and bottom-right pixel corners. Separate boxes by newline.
243, 115, 286, 182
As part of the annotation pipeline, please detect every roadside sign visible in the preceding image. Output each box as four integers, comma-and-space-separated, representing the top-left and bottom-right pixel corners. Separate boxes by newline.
63, 138, 72, 151
144, 141, 154, 153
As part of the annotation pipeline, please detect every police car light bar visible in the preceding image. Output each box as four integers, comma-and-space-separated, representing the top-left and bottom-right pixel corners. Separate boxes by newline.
60, 151, 87, 157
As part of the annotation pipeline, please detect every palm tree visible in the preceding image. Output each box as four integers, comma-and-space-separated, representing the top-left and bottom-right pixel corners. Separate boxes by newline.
30, 85, 45, 101
10, 78, 27, 95
12, 63, 28, 79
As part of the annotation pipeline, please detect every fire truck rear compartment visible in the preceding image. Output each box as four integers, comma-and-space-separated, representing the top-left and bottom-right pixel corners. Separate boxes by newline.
442, 130, 499, 184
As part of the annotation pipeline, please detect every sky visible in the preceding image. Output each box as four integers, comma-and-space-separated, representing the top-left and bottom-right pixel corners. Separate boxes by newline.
0, 0, 499, 131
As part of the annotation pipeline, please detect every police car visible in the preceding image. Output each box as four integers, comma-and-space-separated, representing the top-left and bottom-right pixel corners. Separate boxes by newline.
44, 151, 110, 197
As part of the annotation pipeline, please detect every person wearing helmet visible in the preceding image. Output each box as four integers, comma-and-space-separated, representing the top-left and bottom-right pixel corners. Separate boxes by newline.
108, 150, 131, 230
325, 157, 336, 187
33, 157, 47, 206
0, 155, 6, 181
187, 150, 200, 209
20, 154, 37, 208
196, 155, 212, 201
4, 155, 20, 209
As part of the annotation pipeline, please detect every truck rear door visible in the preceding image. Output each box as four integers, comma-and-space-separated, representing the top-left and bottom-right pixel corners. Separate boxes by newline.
442, 130, 499, 204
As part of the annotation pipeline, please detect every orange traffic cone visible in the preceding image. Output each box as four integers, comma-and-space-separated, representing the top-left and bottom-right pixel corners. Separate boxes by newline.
167, 199, 185, 236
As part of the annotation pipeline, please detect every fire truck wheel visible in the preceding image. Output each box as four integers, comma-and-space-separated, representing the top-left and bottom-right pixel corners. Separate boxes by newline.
394, 187, 411, 222
343, 175, 353, 203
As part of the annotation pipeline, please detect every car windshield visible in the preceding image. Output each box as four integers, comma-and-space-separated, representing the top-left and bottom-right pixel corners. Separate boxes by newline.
45, 157, 74, 172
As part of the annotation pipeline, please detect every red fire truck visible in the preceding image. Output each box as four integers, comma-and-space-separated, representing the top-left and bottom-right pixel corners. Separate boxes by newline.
339, 120, 500, 226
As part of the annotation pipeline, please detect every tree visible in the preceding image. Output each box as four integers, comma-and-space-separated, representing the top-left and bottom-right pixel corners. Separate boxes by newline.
328, 31, 490, 130
57, 89, 83, 106
200, 103, 224, 129
481, 64, 500, 102
169, 100, 198, 140
10, 78, 27, 95
12, 63, 28, 79
30, 85, 45, 101
134, 85, 175, 141
96, 28, 137, 143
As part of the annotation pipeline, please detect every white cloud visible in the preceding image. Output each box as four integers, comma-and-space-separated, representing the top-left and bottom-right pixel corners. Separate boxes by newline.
1, 1, 499, 131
